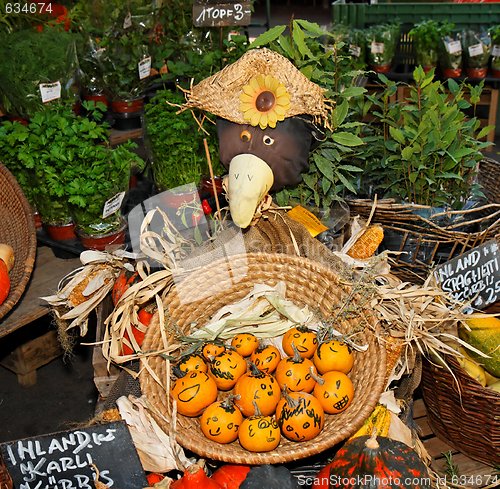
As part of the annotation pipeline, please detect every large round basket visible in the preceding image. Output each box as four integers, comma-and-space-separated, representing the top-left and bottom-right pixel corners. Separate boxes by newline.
0, 163, 37, 321
421, 355, 500, 467
140, 253, 386, 464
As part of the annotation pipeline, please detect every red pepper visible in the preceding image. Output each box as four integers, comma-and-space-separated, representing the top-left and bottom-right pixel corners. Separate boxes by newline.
121, 307, 154, 356
201, 199, 213, 215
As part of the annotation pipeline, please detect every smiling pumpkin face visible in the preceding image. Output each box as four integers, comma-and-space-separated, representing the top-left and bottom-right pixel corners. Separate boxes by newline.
210, 349, 248, 391
238, 414, 281, 452
200, 398, 244, 444
171, 371, 218, 417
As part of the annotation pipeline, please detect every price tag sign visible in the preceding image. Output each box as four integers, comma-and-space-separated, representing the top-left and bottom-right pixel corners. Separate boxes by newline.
193, 1, 251, 27
468, 43, 484, 57
349, 44, 361, 58
492, 45, 500, 57
446, 40, 462, 55
39, 81, 61, 103
102, 192, 126, 219
138, 57, 152, 80
434, 240, 500, 310
370, 42, 385, 54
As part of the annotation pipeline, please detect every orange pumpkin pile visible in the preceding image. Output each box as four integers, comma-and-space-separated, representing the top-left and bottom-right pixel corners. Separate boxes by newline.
170, 327, 357, 453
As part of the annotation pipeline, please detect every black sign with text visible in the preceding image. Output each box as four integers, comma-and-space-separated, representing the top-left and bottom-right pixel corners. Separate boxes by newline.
434, 239, 500, 310
0, 421, 147, 489
193, 0, 252, 27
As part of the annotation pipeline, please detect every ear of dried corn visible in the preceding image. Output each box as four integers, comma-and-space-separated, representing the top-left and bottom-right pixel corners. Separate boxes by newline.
347, 224, 384, 260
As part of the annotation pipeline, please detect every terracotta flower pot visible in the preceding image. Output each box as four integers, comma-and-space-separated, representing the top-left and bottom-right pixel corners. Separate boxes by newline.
442, 68, 462, 78
33, 211, 43, 230
76, 222, 127, 251
44, 222, 77, 241
84, 93, 109, 108
110, 98, 144, 114
467, 67, 487, 79
371, 64, 391, 74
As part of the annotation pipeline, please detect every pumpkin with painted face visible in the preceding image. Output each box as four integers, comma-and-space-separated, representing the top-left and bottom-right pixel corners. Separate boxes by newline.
313, 339, 354, 375
234, 363, 281, 417
275, 390, 325, 442
176, 353, 208, 375
250, 344, 281, 374
274, 346, 316, 393
238, 410, 281, 452
282, 326, 318, 359
171, 371, 218, 417
200, 397, 244, 444
210, 349, 248, 391
202, 341, 226, 360
231, 332, 259, 357
312, 370, 354, 414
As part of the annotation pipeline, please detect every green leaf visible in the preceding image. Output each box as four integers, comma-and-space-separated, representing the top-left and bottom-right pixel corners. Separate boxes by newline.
336, 171, 357, 193
477, 125, 494, 139
331, 132, 364, 147
401, 146, 414, 160
332, 100, 349, 128
338, 165, 363, 172
295, 19, 327, 37
292, 21, 314, 59
340, 87, 366, 98
249, 25, 287, 48
315, 155, 334, 181
389, 126, 405, 145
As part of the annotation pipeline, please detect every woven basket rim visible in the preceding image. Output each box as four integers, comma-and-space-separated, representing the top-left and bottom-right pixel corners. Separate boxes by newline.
139, 252, 386, 464
0, 163, 37, 322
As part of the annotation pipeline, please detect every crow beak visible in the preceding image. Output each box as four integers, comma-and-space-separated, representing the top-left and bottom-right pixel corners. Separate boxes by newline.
226, 153, 274, 228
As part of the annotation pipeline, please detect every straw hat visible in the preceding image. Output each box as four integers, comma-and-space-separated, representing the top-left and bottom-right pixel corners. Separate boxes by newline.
182, 48, 328, 127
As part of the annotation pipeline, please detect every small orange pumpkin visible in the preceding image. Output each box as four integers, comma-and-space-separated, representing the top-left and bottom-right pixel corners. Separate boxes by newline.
202, 341, 226, 360
282, 326, 318, 359
250, 344, 281, 374
313, 370, 354, 414
200, 396, 244, 444
234, 363, 281, 417
275, 390, 325, 442
274, 345, 317, 393
230, 333, 259, 357
238, 402, 281, 452
210, 349, 248, 391
171, 371, 218, 417
313, 339, 354, 374
175, 353, 208, 375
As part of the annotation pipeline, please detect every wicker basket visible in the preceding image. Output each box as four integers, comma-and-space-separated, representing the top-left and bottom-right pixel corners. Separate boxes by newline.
0, 164, 37, 321
140, 252, 386, 465
347, 158, 500, 283
421, 355, 500, 467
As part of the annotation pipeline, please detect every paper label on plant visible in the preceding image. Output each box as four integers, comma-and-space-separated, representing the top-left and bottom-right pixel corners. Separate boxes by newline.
287, 206, 328, 238
39, 81, 61, 103
468, 43, 484, 57
370, 42, 384, 54
446, 40, 462, 55
102, 192, 125, 219
349, 44, 361, 57
123, 12, 132, 29
492, 45, 500, 57
138, 57, 152, 80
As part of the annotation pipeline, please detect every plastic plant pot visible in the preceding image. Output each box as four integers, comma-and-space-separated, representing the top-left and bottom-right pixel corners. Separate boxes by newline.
76, 220, 127, 251
44, 221, 77, 241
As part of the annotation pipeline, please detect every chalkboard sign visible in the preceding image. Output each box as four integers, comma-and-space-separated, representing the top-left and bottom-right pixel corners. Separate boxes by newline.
434, 239, 500, 310
0, 421, 147, 489
193, 1, 252, 27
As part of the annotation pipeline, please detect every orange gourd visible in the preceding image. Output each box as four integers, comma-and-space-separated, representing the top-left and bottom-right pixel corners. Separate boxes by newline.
313, 339, 354, 374
282, 326, 318, 359
238, 402, 281, 452
274, 344, 317, 393
275, 390, 325, 442
312, 370, 354, 414
249, 344, 281, 374
171, 371, 218, 417
210, 349, 247, 391
112, 269, 141, 305
210, 464, 250, 489
170, 463, 222, 489
230, 333, 259, 357
200, 396, 244, 444
0, 259, 10, 306
234, 363, 281, 417
202, 341, 226, 360
176, 353, 208, 375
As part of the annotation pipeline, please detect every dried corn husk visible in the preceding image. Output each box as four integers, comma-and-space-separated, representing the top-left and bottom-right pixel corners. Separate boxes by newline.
116, 395, 192, 473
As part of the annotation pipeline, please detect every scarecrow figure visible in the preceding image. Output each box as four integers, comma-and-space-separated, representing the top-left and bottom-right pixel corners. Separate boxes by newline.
182, 48, 329, 229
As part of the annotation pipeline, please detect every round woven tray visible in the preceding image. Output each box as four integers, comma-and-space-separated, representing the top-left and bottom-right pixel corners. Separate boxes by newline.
0, 164, 37, 322
140, 252, 386, 464
421, 355, 500, 467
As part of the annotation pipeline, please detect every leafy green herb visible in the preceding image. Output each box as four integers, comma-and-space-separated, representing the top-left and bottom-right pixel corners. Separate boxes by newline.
409, 20, 442, 68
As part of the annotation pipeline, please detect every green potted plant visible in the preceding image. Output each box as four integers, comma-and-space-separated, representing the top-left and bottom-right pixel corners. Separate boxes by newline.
0, 27, 79, 120
408, 20, 442, 72
365, 23, 400, 73
359, 67, 492, 210
462, 29, 492, 79
490, 25, 500, 78
438, 22, 463, 78
144, 89, 221, 196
